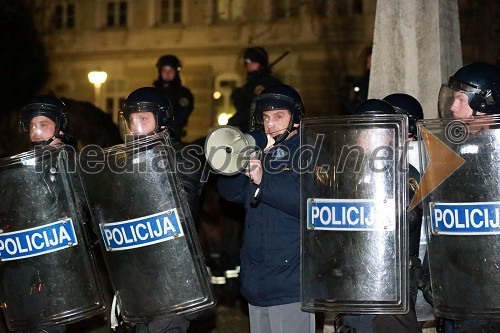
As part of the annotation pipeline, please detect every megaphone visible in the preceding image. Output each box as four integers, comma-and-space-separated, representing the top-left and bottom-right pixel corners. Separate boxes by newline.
204, 125, 272, 175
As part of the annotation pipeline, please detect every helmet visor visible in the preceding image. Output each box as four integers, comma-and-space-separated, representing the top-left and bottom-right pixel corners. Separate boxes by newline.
438, 83, 476, 119
119, 102, 159, 141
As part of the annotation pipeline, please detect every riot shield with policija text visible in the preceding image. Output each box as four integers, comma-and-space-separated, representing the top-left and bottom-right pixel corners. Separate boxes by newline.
0, 145, 106, 331
417, 117, 500, 320
301, 115, 409, 314
78, 131, 214, 323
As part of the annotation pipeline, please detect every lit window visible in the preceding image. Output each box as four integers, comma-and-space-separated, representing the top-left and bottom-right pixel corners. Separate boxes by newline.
53, 1, 75, 29
106, 0, 128, 27
213, 0, 244, 23
159, 0, 182, 24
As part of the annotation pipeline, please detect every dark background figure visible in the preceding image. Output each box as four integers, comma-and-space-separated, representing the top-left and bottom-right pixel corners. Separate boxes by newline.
153, 54, 194, 141
338, 99, 422, 333
383, 93, 424, 141
339, 46, 372, 114
228, 47, 282, 133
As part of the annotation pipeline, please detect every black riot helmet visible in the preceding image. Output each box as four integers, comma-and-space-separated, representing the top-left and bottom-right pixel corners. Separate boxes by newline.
353, 98, 396, 115
243, 47, 269, 69
20, 95, 69, 144
439, 62, 500, 117
383, 93, 423, 138
156, 54, 182, 72
119, 87, 173, 140
250, 84, 304, 144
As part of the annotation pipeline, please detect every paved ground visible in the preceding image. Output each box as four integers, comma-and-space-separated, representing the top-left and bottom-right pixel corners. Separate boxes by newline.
1, 305, 437, 332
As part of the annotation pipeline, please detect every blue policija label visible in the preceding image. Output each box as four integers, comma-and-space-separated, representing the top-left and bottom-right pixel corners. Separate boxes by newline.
307, 198, 395, 231
100, 209, 184, 251
0, 218, 78, 261
430, 202, 500, 235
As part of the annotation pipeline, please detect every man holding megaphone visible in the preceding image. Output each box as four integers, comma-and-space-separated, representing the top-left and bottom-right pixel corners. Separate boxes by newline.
217, 84, 315, 333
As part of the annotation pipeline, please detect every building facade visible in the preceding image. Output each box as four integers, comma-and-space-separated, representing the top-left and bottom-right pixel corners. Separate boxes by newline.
30, 0, 498, 142
30, 0, 376, 142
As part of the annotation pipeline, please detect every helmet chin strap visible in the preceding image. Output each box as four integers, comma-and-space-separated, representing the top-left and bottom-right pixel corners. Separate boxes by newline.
271, 128, 291, 145
267, 119, 298, 145
31, 137, 55, 148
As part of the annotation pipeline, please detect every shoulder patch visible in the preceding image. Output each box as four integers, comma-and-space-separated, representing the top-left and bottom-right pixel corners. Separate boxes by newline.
179, 97, 190, 108
254, 85, 265, 95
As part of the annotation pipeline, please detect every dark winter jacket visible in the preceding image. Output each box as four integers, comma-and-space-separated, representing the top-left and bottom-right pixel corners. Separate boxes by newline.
217, 133, 300, 306
229, 71, 281, 133
154, 80, 194, 139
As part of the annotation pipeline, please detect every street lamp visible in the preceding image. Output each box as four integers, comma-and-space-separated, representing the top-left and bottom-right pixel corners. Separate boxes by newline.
88, 71, 108, 108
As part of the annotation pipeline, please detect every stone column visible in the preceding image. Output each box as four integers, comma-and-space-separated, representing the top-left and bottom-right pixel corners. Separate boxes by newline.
368, 0, 462, 119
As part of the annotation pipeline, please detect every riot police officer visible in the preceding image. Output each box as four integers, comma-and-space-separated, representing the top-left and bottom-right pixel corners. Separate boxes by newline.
432, 62, 500, 333
383, 93, 424, 141
337, 99, 422, 333
383, 92, 424, 183
439, 62, 500, 119
117, 87, 206, 333
20, 95, 74, 147
228, 46, 282, 133
0, 96, 109, 333
153, 54, 194, 140
120, 87, 203, 217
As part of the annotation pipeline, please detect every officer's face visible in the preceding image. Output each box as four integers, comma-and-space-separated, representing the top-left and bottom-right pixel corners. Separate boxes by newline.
29, 116, 58, 144
450, 91, 484, 119
128, 112, 156, 136
263, 109, 292, 137
160, 66, 177, 82
245, 60, 261, 73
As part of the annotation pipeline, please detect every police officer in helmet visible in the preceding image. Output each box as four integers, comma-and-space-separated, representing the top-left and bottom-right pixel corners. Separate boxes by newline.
383, 93, 424, 141
218, 84, 315, 333
120, 86, 203, 234
117, 87, 205, 332
434, 62, 500, 333
20, 95, 74, 147
228, 46, 282, 133
153, 54, 194, 140
439, 61, 500, 119
120, 87, 173, 138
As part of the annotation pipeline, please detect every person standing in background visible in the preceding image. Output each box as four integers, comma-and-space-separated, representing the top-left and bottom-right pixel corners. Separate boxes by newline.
228, 47, 282, 133
153, 54, 194, 141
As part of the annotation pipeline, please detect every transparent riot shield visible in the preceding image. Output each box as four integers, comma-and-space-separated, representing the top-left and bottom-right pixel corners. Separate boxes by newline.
78, 132, 214, 323
301, 115, 409, 314
0, 145, 106, 331
417, 117, 500, 320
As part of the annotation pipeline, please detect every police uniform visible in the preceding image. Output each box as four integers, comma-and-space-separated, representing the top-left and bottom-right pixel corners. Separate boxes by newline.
228, 47, 281, 133
217, 134, 315, 333
153, 55, 194, 140
154, 80, 194, 140
229, 71, 281, 133
425, 133, 500, 333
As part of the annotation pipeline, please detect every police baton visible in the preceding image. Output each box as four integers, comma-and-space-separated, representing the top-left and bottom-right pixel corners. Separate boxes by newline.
268, 50, 290, 69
